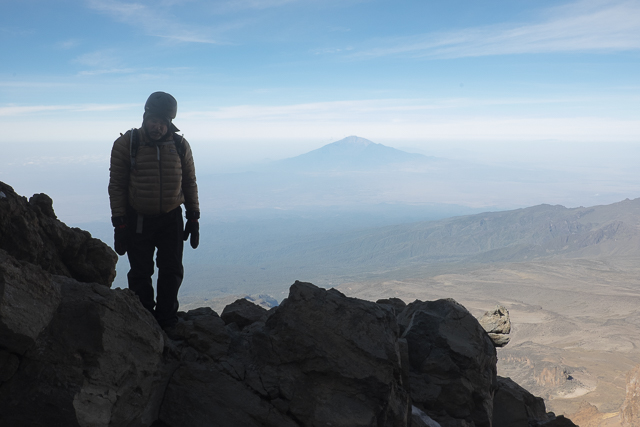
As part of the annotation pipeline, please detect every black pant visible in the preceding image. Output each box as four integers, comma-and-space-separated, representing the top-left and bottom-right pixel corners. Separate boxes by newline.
127, 207, 184, 328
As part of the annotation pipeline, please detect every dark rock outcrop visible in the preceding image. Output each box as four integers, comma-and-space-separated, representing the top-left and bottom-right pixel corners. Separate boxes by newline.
377, 297, 408, 315
398, 298, 498, 426
0, 184, 576, 427
493, 376, 551, 427
0, 251, 165, 427
411, 405, 443, 426
220, 297, 268, 329
160, 282, 410, 427
540, 416, 578, 426
0, 181, 116, 286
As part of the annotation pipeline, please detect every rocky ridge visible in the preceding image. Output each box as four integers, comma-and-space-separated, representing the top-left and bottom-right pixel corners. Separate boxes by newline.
0, 182, 576, 426
0, 182, 116, 286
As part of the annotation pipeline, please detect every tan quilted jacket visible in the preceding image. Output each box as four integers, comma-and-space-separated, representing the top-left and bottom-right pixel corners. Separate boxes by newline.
108, 127, 199, 218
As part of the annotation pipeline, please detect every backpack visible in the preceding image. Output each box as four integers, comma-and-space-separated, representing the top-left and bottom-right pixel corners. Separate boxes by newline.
128, 128, 186, 172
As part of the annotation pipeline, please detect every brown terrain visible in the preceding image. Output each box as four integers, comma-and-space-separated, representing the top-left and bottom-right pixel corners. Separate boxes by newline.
337, 256, 640, 425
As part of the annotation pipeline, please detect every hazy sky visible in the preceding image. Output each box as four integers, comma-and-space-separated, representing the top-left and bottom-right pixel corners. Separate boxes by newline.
1, 0, 639, 226
2, 0, 639, 154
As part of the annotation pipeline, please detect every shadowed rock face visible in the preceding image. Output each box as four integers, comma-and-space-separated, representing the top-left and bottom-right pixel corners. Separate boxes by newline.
159, 281, 411, 427
0, 252, 165, 427
397, 299, 498, 427
0, 181, 117, 287
0, 184, 575, 427
220, 297, 268, 329
493, 376, 550, 427
377, 297, 408, 315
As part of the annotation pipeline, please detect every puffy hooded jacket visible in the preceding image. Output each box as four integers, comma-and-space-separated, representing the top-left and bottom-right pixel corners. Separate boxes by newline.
108, 127, 199, 218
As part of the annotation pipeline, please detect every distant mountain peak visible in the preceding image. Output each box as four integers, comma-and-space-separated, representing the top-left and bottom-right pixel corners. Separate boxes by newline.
270, 136, 433, 172
334, 136, 375, 147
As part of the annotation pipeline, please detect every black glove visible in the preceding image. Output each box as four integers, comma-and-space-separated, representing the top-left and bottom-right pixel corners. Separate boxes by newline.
112, 216, 129, 256
183, 211, 200, 249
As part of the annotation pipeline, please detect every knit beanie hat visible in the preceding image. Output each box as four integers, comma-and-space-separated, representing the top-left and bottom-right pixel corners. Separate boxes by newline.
144, 91, 179, 132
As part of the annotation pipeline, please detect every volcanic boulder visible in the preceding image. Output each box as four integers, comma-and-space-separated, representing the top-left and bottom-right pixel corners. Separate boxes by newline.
220, 297, 269, 329
0, 181, 116, 287
157, 281, 411, 427
478, 305, 511, 348
397, 298, 498, 427
0, 254, 165, 427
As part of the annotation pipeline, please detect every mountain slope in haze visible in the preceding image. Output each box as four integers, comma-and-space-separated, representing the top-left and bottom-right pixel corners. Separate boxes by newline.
295, 198, 640, 270
271, 135, 435, 171
190, 199, 640, 284
181, 197, 640, 297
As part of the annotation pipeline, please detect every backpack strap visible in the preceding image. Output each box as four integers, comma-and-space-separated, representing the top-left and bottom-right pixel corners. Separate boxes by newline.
129, 128, 139, 171
173, 133, 186, 160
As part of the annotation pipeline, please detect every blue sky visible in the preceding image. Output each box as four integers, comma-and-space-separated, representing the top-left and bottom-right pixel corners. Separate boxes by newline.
2, 0, 639, 163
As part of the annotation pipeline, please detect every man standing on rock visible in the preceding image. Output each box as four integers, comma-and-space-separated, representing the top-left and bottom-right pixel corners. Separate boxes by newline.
108, 91, 199, 330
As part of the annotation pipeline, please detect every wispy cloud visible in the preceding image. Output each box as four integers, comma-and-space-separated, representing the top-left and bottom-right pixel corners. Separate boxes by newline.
55, 39, 81, 50
0, 26, 34, 37
210, 0, 298, 12
0, 81, 74, 89
74, 49, 121, 68
181, 97, 590, 122
154, 33, 223, 44
312, 46, 354, 55
181, 113, 640, 143
4, 98, 639, 143
77, 68, 138, 76
85, 0, 222, 44
72, 49, 139, 75
183, 99, 442, 122
21, 155, 109, 166
71, 49, 189, 75
172, 96, 640, 142
352, 0, 640, 59
0, 103, 137, 116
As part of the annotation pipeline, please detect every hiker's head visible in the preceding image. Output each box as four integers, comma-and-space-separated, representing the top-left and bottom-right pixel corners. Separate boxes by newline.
143, 91, 179, 139
144, 116, 169, 141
